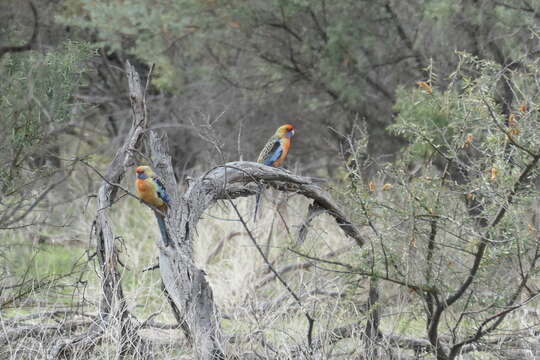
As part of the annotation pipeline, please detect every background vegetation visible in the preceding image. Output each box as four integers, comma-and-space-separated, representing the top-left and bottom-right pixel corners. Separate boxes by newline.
2, 0, 540, 359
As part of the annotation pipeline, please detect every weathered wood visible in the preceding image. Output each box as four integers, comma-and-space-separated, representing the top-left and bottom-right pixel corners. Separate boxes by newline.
202, 162, 365, 247
147, 132, 225, 360
49, 61, 151, 359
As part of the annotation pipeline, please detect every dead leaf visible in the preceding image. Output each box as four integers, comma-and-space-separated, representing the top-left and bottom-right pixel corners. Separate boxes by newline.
490, 167, 498, 181
416, 81, 432, 94
464, 133, 474, 148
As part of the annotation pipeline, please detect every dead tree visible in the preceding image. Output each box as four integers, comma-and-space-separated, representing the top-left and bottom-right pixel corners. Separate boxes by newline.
146, 127, 366, 359
49, 62, 152, 359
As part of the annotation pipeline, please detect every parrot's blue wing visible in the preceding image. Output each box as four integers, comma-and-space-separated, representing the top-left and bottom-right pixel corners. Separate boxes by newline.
154, 177, 170, 204
264, 140, 283, 166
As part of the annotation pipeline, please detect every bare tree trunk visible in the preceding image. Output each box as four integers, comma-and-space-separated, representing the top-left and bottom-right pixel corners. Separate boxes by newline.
147, 132, 225, 360
365, 277, 381, 339
49, 61, 151, 359
363, 277, 381, 359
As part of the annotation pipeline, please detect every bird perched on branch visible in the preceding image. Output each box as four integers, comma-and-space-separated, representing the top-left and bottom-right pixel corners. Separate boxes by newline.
254, 124, 295, 220
257, 124, 295, 167
135, 165, 171, 246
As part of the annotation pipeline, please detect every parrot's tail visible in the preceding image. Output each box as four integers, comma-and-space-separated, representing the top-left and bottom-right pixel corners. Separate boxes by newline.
253, 184, 264, 222
156, 215, 171, 246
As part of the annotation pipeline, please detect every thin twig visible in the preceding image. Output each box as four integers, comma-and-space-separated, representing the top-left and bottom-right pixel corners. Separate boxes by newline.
227, 197, 316, 351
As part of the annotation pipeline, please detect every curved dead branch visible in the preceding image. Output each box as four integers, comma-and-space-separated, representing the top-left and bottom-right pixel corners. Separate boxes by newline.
198, 162, 365, 247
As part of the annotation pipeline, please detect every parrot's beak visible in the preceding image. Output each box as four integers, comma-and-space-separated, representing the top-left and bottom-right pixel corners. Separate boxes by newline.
291, 130, 295, 136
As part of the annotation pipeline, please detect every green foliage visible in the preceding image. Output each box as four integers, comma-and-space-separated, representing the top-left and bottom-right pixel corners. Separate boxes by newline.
0, 40, 93, 193
58, 0, 211, 90
58, 0, 373, 103
51, 0, 540, 170
390, 85, 453, 157
342, 52, 540, 349
389, 54, 510, 160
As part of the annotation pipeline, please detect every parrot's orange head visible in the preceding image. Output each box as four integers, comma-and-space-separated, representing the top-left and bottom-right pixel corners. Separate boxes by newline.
276, 124, 295, 138
136, 165, 153, 179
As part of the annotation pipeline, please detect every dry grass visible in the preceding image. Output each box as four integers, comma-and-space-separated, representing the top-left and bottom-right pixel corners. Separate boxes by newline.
1, 182, 366, 358
3, 179, 540, 359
